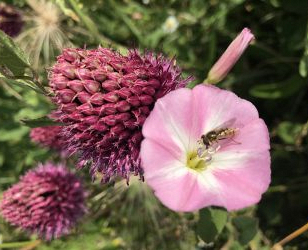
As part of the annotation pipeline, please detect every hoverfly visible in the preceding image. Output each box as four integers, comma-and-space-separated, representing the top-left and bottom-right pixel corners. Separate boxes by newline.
197, 118, 239, 160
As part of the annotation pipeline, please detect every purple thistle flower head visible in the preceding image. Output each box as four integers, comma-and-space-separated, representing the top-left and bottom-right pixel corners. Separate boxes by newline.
0, 162, 86, 240
30, 126, 67, 155
49, 47, 192, 183
0, 2, 23, 37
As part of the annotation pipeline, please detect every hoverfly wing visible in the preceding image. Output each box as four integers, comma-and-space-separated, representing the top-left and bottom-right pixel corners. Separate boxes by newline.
212, 118, 237, 131
213, 118, 240, 147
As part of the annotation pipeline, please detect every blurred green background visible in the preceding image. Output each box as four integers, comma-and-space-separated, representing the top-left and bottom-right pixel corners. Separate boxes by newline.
0, 0, 308, 249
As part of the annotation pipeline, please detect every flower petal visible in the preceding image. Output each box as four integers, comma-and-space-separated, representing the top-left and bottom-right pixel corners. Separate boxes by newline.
192, 85, 259, 135
210, 151, 271, 210
141, 139, 185, 177
207, 28, 255, 84
142, 139, 224, 212
143, 88, 195, 153
148, 167, 221, 212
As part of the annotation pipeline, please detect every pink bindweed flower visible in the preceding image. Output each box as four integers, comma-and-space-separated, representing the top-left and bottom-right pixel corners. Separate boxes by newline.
206, 28, 255, 84
140, 84, 271, 212
30, 126, 67, 155
0, 162, 86, 240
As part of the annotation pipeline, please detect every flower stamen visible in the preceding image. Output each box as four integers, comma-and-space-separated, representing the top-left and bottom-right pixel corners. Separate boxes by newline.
187, 151, 207, 171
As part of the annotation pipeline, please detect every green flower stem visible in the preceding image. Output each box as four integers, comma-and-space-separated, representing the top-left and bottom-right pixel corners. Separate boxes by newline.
0, 240, 40, 249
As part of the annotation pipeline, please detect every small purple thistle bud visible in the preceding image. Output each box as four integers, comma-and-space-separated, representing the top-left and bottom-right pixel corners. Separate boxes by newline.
124, 119, 137, 129
100, 103, 117, 115
121, 79, 133, 88
60, 65, 76, 79
117, 88, 132, 98
76, 68, 92, 80
61, 103, 77, 113
0, 163, 86, 240
75, 103, 93, 115
135, 79, 148, 87
92, 123, 108, 132
82, 116, 98, 125
127, 96, 141, 107
119, 130, 131, 140
102, 80, 120, 91
107, 72, 122, 81
137, 115, 147, 125
131, 131, 143, 143
103, 92, 119, 103
58, 89, 75, 103
83, 80, 100, 93
139, 106, 150, 115
90, 93, 105, 105
101, 115, 117, 126
115, 112, 131, 121
49, 47, 192, 182
110, 124, 125, 135
63, 49, 79, 62
93, 70, 107, 82
74, 133, 91, 140
131, 86, 143, 95
76, 91, 91, 103
67, 80, 84, 92
142, 86, 156, 96
67, 112, 84, 122
30, 126, 67, 155
51, 75, 68, 89
139, 95, 154, 105
75, 123, 89, 131
148, 79, 161, 89
116, 100, 131, 112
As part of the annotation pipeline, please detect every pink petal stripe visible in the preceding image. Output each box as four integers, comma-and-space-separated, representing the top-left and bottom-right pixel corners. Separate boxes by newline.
142, 88, 194, 153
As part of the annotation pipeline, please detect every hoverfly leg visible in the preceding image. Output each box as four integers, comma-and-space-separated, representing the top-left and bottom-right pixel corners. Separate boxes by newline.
230, 138, 241, 145
197, 146, 212, 162
204, 154, 212, 163
197, 146, 207, 158
207, 143, 220, 154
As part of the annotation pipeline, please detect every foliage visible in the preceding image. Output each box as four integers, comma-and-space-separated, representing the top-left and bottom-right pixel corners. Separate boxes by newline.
0, 0, 308, 249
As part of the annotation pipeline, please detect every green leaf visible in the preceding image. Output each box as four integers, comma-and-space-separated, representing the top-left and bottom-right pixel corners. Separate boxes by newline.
0, 30, 30, 76
54, 0, 80, 21
232, 216, 258, 245
299, 53, 308, 77
270, 0, 281, 7
229, 241, 245, 250
277, 121, 303, 144
249, 75, 307, 99
197, 207, 228, 243
0, 127, 29, 142
20, 117, 62, 128
0, 74, 45, 94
